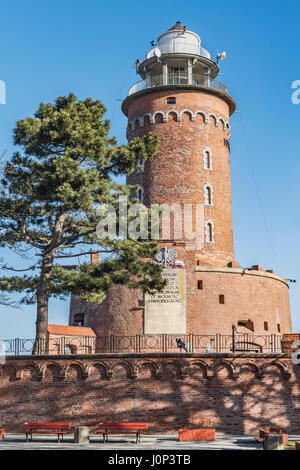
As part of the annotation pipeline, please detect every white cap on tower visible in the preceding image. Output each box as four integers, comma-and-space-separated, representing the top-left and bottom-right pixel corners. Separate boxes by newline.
147, 21, 211, 60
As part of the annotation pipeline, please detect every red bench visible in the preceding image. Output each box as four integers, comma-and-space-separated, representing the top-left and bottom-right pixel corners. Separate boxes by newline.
24, 422, 70, 442
0, 428, 5, 440
254, 428, 288, 448
97, 423, 148, 443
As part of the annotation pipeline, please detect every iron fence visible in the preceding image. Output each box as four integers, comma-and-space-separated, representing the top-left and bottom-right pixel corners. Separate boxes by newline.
0, 333, 283, 356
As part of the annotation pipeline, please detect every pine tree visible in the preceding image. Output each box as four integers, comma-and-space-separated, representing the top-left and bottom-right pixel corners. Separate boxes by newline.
0, 94, 165, 354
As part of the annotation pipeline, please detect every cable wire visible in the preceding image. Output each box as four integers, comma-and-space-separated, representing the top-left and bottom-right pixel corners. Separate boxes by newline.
238, 112, 279, 272
109, 68, 134, 125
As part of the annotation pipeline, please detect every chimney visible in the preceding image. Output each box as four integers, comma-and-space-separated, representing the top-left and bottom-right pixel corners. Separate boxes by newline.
90, 252, 99, 264
251, 265, 264, 272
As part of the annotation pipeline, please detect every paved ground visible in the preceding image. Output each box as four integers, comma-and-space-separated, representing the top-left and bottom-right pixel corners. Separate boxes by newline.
1, 433, 299, 451
0, 433, 271, 450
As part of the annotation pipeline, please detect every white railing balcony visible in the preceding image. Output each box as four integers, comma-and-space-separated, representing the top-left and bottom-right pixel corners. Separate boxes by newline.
128, 73, 228, 96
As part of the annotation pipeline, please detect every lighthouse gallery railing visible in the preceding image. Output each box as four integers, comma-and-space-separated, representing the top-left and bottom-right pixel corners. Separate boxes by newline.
128, 73, 229, 96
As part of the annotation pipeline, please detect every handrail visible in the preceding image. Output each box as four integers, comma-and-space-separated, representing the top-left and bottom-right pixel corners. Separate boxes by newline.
128, 73, 229, 96
0, 333, 283, 355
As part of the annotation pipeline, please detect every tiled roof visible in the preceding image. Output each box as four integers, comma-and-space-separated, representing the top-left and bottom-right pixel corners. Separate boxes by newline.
48, 324, 96, 337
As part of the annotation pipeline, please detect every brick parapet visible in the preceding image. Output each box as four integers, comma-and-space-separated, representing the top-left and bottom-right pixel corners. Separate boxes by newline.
1, 355, 299, 434
1, 353, 296, 381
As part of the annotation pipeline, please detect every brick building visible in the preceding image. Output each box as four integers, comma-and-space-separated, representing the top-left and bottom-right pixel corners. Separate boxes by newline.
47, 325, 96, 355
69, 22, 292, 349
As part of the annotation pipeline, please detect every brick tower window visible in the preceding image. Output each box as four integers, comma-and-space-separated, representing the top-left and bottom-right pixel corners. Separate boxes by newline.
204, 184, 213, 206
219, 294, 225, 304
205, 221, 214, 243
73, 313, 84, 326
167, 97, 176, 104
277, 324, 281, 333
203, 148, 212, 170
264, 321, 269, 331
197, 280, 203, 290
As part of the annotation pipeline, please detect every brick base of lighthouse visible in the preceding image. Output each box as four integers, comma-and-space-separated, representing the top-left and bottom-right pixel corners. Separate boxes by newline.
1, 354, 299, 435
70, 265, 292, 339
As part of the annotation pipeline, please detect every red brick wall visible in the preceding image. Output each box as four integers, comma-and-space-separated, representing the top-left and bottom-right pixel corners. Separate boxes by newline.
1, 354, 299, 435
69, 285, 144, 337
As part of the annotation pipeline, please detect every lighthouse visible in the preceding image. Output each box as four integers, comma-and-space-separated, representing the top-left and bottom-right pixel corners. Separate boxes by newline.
124, 21, 235, 268
69, 22, 292, 347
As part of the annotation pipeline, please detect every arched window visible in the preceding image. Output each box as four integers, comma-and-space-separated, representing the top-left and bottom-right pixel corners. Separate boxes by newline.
73, 313, 84, 326
203, 148, 212, 170
205, 220, 214, 243
204, 184, 213, 206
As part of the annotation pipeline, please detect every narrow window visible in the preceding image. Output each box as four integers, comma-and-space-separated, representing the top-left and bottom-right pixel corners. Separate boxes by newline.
219, 295, 225, 304
203, 148, 212, 170
205, 221, 214, 243
204, 151, 212, 169
169, 67, 186, 85
137, 187, 144, 203
167, 97, 176, 104
264, 321, 269, 331
197, 280, 203, 290
277, 324, 281, 333
204, 184, 213, 206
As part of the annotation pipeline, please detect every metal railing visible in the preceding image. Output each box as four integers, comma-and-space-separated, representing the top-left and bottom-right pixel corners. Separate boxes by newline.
110, 334, 282, 354
0, 336, 96, 356
128, 73, 228, 96
0, 334, 283, 355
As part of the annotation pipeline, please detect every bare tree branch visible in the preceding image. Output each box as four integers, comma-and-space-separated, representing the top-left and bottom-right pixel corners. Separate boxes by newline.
54, 249, 113, 259
2, 264, 39, 272
0, 292, 21, 309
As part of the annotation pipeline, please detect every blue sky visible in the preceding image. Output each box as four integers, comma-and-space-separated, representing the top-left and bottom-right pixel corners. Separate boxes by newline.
0, 0, 299, 337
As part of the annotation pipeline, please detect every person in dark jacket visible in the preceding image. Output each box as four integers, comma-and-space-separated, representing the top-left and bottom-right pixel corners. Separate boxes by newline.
176, 338, 188, 352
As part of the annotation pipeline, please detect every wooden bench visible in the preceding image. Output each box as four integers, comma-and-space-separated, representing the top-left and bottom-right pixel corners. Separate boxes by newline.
24, 422, 70, 442
254, 428, 288, 448
97, 423, 148, 443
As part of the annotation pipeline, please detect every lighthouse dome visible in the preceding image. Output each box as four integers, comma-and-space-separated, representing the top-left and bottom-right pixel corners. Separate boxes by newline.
150, 21, 211, 59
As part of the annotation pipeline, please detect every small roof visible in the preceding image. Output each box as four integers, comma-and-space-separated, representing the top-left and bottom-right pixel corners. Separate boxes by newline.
168, 21, 186, 31
48, 324, 96, 337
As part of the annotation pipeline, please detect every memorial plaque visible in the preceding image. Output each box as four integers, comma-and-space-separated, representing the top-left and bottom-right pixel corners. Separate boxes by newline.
144, 269, 186, 334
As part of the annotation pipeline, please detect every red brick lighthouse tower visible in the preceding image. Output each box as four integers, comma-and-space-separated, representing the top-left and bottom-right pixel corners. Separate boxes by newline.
70, 22, 292, 348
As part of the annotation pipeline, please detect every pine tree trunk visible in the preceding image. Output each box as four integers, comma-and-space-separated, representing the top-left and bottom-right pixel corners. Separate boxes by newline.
32, 253, 54, 355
